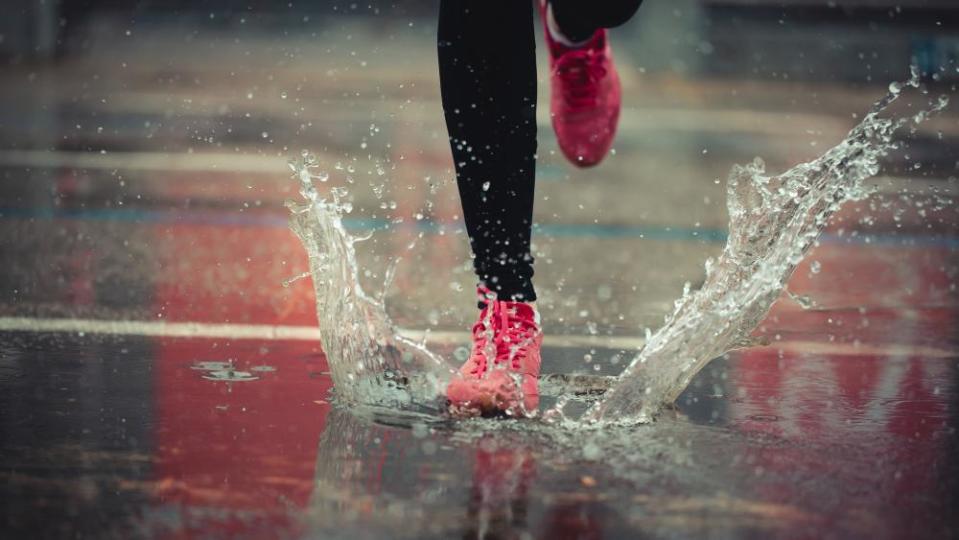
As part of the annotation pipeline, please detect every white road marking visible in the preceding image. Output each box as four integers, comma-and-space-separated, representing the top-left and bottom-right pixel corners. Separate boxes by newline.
0, 316, 954, 358
0, 316, 643, 348
0, 316, 321, 340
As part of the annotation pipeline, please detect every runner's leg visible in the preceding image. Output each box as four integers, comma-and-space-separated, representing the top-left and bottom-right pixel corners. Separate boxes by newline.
437, 0, 538, 302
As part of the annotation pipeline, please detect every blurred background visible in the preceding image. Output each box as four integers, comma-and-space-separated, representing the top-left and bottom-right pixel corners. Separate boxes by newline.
0, 0, 956, 333
6, 0, 959, 78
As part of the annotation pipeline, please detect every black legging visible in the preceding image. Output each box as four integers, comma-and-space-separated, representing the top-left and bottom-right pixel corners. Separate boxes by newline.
438, 0, 642, 303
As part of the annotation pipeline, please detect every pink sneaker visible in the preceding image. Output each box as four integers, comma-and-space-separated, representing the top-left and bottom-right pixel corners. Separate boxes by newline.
447, 287, 543, 417
540, 2, 622, 167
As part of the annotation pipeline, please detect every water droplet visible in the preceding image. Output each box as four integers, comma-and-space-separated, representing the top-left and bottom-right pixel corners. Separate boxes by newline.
583, 442, 602, 460
597, 285, 612, 301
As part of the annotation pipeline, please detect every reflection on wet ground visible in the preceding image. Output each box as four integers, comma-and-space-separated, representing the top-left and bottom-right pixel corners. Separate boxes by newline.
1, 11, 958, 540
1, 333, 956, 538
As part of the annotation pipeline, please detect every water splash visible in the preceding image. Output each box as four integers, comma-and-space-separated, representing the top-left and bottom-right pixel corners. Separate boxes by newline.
287, 151, 454, 412
581, 68, 948, 423
288, 71, 947, 424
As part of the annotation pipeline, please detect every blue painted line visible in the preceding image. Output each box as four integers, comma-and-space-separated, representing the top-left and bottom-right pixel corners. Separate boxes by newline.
0, 206, 291, 228
0, 206, 956, 249
533, 222, 728, 242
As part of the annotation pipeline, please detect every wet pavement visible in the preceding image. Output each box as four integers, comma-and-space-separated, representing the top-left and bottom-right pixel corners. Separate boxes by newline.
2, 10, 958, 540
2, 333, 957, 538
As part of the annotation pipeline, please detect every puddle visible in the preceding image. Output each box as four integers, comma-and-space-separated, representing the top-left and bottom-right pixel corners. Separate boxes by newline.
191, 359, 262, 382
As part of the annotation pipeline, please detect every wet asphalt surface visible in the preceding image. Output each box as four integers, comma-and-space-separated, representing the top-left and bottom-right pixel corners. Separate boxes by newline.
1, 11, 958, 540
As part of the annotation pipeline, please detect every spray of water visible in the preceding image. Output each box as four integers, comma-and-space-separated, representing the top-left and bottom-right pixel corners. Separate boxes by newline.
287, 151, 454, 412
581, 68, 948, 423
288, 70, 947, 424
